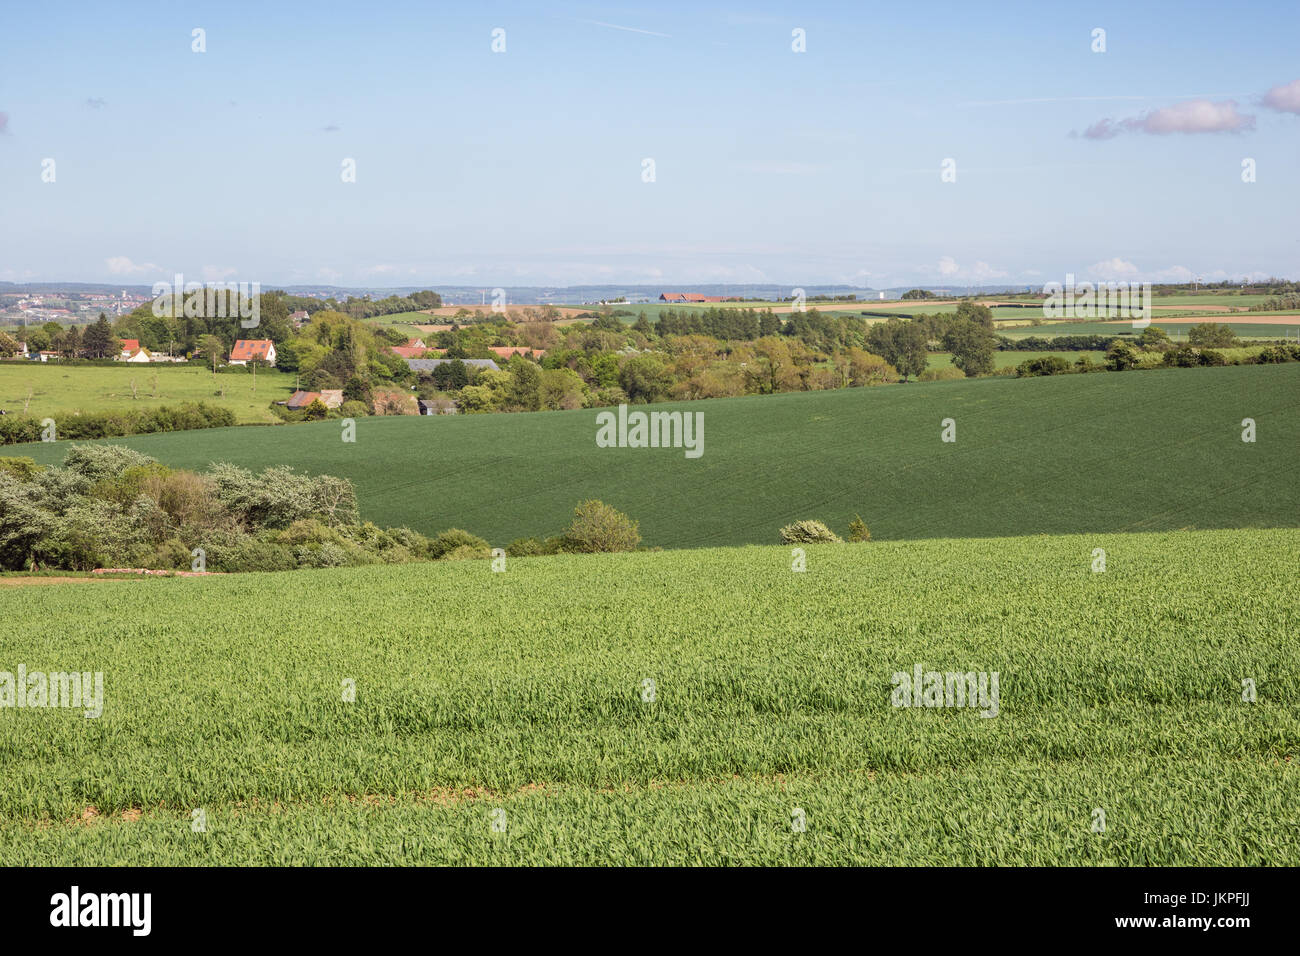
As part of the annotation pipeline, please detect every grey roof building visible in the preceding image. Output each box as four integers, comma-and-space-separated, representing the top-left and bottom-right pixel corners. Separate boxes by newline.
406, 358, 500, 372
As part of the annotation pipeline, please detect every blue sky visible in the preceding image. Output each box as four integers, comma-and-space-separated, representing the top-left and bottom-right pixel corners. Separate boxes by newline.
1, 0, 1297, 288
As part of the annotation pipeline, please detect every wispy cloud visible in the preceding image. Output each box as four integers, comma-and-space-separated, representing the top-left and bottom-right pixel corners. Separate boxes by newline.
1261, 78, 1300, 114
574, 18, 670, 38
322, 124, 341, 133
1081, 98, 1254, 138
105, 256, 162, 276
0, 112, 9, 134
85, 97, 107, 110
963, 92, 1240, 107
732, 160, 823, 175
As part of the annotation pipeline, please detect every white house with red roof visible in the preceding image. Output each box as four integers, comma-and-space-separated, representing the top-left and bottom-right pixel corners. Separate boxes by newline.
229, 339, 277, 366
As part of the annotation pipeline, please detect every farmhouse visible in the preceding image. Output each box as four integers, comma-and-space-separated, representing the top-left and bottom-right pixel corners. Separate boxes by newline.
318, 389, 344, 409
229, 339, 277, 366
118, 339, 140, 358
124, 348, 153, 364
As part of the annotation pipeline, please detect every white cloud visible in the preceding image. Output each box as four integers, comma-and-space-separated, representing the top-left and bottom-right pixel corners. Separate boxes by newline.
1086, 258, 1140, 279
105, 256, 162, 275
936, 257, 1008, 281
1262, 79, 1300, 114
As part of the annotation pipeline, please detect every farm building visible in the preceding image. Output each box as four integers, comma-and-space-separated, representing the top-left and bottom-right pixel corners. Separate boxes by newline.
659, 293, 737, 303
418, 398, 457, 416
287, 389, 344, 411
229, 339, 277, 366
286, 390, 321, 410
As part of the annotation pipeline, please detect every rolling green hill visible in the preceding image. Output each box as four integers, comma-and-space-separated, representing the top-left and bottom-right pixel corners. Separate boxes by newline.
14, 363, 1300, 548
1, 529, 1295, 864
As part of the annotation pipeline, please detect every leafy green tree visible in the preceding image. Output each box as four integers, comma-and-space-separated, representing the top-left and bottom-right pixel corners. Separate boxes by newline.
867, 320, 928, 381
942, 318, 997, 376
506, 358, 542, 411
619, 354, 672, 403
954, 300, 994, 329
1187, 323, 1236, 348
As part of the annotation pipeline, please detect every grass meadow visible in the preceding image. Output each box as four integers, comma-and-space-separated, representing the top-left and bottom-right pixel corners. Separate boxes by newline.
0, 362, 297, 424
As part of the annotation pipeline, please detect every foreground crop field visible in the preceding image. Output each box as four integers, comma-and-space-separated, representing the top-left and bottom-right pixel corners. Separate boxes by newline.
0, 529, 1295, 865
17, 362, 1300, 548
0, 363, 296, 424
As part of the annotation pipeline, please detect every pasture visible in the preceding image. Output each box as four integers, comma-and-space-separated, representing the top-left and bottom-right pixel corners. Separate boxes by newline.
0, 362, 296, 424
14, 362, 1300, 548
0, 529, 1294, 865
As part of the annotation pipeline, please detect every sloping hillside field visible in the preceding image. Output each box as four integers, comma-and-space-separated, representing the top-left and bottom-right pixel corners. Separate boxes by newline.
17, 363, 1300, 548
0, 530, 1295, 865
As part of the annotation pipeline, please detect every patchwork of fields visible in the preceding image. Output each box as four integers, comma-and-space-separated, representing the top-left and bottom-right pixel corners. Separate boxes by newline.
17, 362, 1300, 548
0, 529, 1294, 864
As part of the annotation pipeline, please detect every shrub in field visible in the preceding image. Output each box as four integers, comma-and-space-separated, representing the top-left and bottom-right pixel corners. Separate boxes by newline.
441, 543, 489, 561
0, 457, 42, 481
63, 444, 156, 482
780, 520, 842, 544
848, 515, 871, 543
429, 528, 490, 559
506, 537, 545, 557
561, 499, 641, 553
918, 366, 964, 382
1187, 322, 1237, 348
1105, 339, 1141, 371
200, 533, 297, 573
1016, 355, 1071, 377
1199, 349, 1227, 367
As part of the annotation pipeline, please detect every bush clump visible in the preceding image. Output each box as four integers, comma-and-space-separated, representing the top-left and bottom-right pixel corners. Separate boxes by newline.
560, 500, 641, 553
780, 520, 842, 544
848, 515, 871, 542
428, 528, 490, 559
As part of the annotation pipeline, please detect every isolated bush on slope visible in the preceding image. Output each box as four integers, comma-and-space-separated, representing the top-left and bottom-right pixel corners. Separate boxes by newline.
561, 500, 641, 553
780, 520, 842, 544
